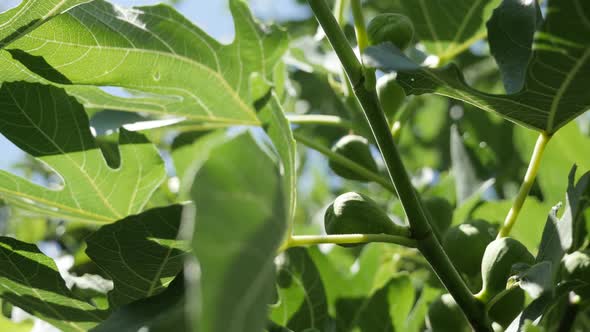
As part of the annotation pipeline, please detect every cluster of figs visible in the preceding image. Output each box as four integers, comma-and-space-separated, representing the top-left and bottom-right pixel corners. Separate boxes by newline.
315, 12, 590, 331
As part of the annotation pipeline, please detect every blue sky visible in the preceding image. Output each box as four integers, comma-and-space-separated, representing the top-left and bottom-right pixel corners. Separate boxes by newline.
0, 0, 309, 172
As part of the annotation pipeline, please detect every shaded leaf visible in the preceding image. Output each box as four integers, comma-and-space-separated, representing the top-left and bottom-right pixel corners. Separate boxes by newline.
0, 237, 107, 331
506, 293, 553, 332
190, 132, 287, 332
271, 248, 330, 331
487, 0, 543, 93
451, 125, 483, 204
334, 287, 393, 332
0, 82, 166, 223
399, 0, 500, 61
85, 204, 189, 308
364, 0, 590, 133
171, 131, 233, 199
255, 89, 297, 233
386, 273, 415, 332
537, 166, 590, 276
510, 261, 553, 299
91, 273, 187, 332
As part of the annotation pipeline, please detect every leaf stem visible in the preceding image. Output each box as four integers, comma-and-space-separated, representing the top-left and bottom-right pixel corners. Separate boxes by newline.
279, 233, 417, 252
293, 132, 396, 193
306, 1, 492, 330
350, 0, 368, 52
287, 114, 352, 129
498, 132, 551, 238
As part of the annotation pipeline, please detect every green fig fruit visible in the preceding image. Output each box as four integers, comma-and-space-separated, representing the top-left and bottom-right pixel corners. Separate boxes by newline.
426, 293, 470, 332
376, 74, 405, 122
476, 237, 534, 302
328, 135, 378, 182
442, 220, 496, 276
488, 287, 525, 328
423, 196, 454, 235
324, 192, 408, 247
367, 13, 414, 50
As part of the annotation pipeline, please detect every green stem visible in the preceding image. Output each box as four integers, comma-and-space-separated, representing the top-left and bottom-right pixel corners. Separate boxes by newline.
287, 114, 352, 129
333, 0, 353, 96
498, 132, 551, 238
350, 0, 368, 52
293, 132, 396, 193
279, 233, 417, 252
305, 1, 492, 330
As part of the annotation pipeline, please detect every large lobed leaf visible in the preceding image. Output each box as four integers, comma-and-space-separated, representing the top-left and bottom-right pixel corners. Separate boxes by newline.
364, 0, 590, 134
0, 82, 166, 223
189, 132, 288, 332
3, 0, 288, 125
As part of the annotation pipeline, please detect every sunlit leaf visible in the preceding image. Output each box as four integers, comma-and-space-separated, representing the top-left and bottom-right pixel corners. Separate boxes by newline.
5, 0, 287, 125
0, 0, 91, 48
0, 82, 166, 223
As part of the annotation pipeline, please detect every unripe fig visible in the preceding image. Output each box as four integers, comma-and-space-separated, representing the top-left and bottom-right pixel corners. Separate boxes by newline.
560, 250, 590, 283
477, 237, 534, 302
367, 13, 414, 50
442, 220, 496, 276
423, 196, 454, 235
376, 74, 405, 122
426, 293, 469, 332
324, 192, 407, 247
328, 135, 378, 182
488, 288, 525, 328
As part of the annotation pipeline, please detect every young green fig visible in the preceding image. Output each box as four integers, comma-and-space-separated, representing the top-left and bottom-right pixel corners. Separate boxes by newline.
376, 74, 405, 122
476, 237, 534, 302
442, 220, 496, 276
426, 293, 470, 332
324, 192, 408, 247
367, 13, 414, 50
560, 250, 590, 283
423, 196, 454, 235
488, 288, 525, 328
328, 135, 378, 182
